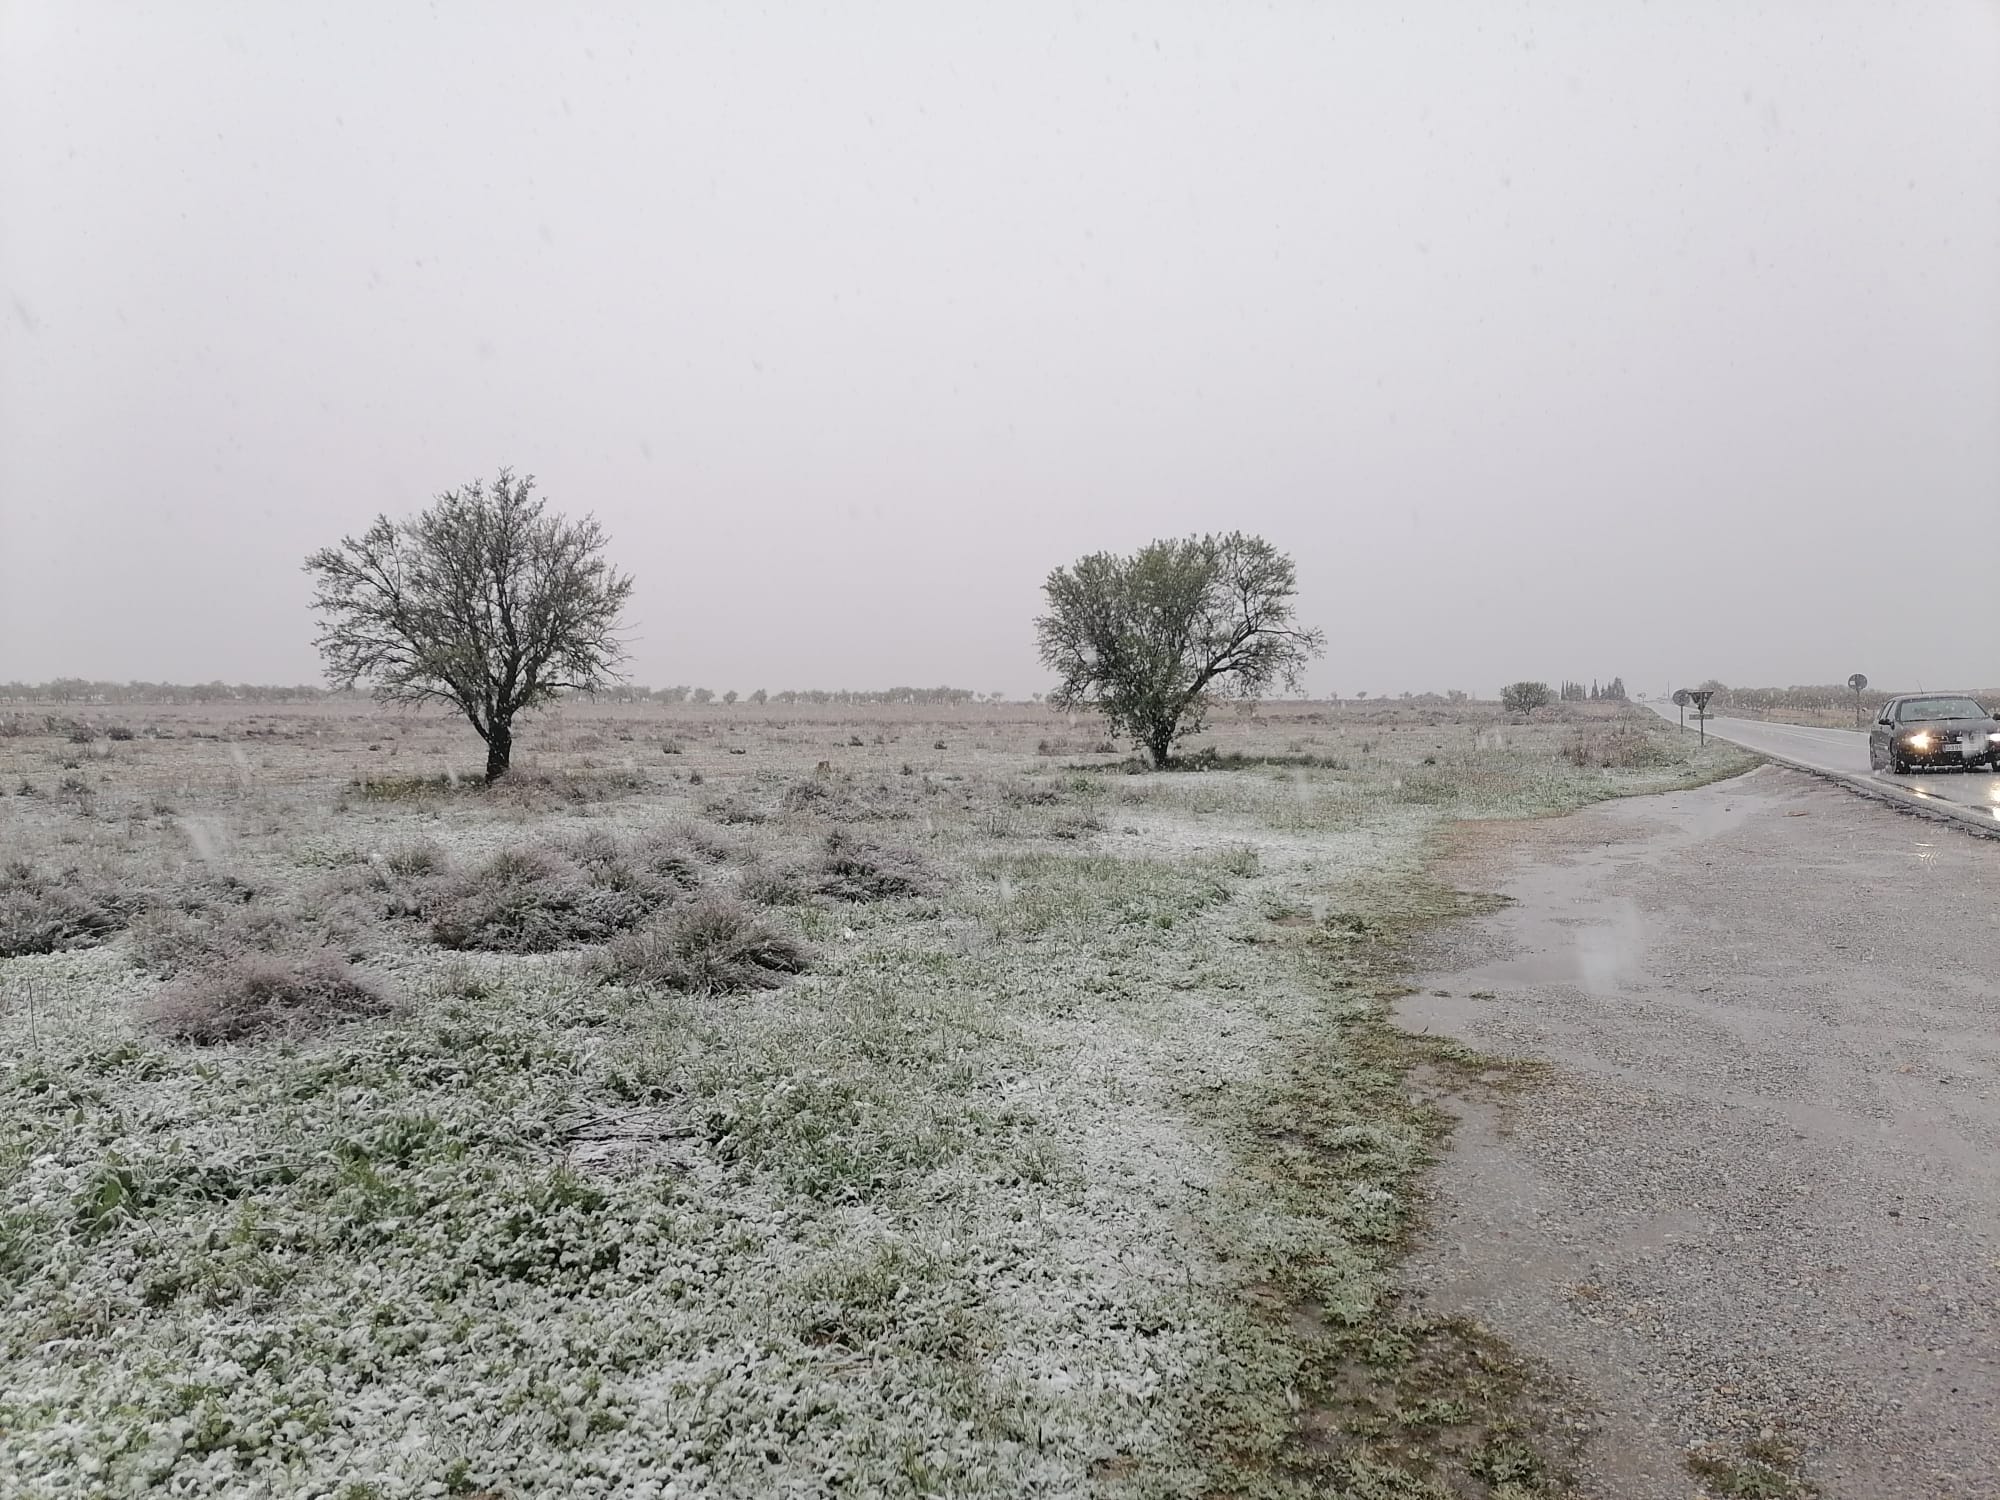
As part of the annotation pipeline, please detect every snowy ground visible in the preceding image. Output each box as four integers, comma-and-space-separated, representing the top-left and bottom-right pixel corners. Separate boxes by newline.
0, 698, 1750, 1498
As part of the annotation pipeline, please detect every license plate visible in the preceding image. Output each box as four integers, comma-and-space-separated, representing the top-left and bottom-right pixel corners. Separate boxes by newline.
1961, 735, 1986, 752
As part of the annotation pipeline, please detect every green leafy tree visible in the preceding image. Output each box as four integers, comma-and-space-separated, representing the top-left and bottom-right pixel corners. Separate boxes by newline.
304, 470, 632, 781
1501, 681, 1553, 716
1036, 532, 1324, 766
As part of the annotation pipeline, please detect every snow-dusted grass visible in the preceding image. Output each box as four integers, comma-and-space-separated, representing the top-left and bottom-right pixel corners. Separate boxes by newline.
0, 701, 1754, 1497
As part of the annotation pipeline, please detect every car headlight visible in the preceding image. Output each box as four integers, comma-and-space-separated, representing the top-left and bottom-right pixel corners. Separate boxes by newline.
1906, 731, 1934, 750
1989, 732, 2000, 744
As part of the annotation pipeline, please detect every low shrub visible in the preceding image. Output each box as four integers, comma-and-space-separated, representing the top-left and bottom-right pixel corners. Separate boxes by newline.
780, 775, 843, 813
778, 772, 910, 822
348, 768, 645, 807
594, 896, 813, 995
807, 830, 936, 902
127, 901, 300, 977
699, 792, 766, 825
0, 863, 127, 958
423, 847, 656, 953
381, 839, 448, 878
737, 859, 810, 906
1560, 729, 1679, 769
1047, 809, 1105, 841
150, 953, 394, 1043
413, 828, 714, 953
739, 830, 938, 906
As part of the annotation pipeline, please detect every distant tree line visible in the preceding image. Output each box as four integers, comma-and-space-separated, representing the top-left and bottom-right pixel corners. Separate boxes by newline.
0, 679, 343, 704
589, 685, 991, 706
0, 677, 1006, 710
1558, 677, 1627, 702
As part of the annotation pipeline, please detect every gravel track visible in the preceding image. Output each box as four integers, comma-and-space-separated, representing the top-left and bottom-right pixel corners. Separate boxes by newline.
1398, 764, 2000, 1499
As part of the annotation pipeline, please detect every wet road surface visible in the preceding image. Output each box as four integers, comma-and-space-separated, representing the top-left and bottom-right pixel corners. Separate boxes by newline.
1645, 703, 2000, 821
1403, 767, 2000, 1498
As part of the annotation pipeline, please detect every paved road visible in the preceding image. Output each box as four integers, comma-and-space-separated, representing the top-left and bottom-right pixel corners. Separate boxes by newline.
1644, 701, 2000, 819
1404, 769, 2000, 1498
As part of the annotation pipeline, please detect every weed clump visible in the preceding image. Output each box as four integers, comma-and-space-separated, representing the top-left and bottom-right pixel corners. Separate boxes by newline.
0, 861, 130, 958
381, 839, 448, 878
128, 901, 299, 977
594, 895, 812, 995
807, 830, 936, 902
150, 953, 394, 1043
736, 831, 937, 907
423, 847, 654, 953
348, 768, 645, 807
779, 771, 911, 822
1560, 728, 1680, 769
410, 827, 715, 953
699, 792, 766, 825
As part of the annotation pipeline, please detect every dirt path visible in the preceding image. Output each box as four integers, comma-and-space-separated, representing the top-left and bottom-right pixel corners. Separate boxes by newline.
1400, 764, 2000, 1500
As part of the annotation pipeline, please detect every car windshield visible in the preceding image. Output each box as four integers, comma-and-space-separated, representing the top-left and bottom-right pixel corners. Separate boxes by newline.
1896, 697, 1988, 722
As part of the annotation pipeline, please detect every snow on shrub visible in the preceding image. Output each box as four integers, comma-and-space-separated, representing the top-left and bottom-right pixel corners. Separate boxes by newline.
149, 952, 395, 1043
594, 895, 812, 994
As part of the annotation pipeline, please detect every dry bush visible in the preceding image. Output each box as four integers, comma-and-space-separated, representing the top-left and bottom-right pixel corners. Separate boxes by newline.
561, 825, 706, 904
738, 830, 938, 906
779, 771, 912, 822
0, 861, 128, 958
806, 830, 936, 902
488, 767, 646, 807
699, 791, 766, 825
382, 839, 448, 878
423, 847, 654, 953
998, 779, 1060, 808
347, 768, 645, 808
1047, 808, 1105, 841
662, 819, 742, 865
780, 775, 844, 814
128, 901, 299, 977
150, 952, 394, 1044
737, 858, 810, 907
413, 827, 716, 953
1560, 728, 1679, 769
1035, 735, 1117, 756
593, 895, 813, 995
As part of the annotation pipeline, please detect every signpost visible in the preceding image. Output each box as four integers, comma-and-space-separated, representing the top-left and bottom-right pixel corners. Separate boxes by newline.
1848, 672, 1868, 729
1686, 689, 1715, 746
1671, 688, 1690, 734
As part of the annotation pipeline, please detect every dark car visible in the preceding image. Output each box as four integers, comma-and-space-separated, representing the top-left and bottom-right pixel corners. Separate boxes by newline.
1868, 694, 2000, 773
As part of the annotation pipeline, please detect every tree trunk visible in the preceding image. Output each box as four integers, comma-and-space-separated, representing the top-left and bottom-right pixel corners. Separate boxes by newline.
484, 718, 513, 782
1146, 726, 1175, 767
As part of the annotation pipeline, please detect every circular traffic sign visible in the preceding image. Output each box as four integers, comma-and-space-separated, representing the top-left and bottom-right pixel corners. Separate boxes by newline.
1671, 689, 1690, 707
1848, 673, 1867, 692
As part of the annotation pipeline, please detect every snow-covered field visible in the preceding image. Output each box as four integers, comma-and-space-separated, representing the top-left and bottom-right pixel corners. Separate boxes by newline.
0, 699, 1749, 1498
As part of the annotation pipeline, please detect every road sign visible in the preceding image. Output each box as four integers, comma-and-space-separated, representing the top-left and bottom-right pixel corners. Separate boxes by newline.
1671, 690, 1690, 707
1686, 689, 1714, 746
1848, 673, 1868, 728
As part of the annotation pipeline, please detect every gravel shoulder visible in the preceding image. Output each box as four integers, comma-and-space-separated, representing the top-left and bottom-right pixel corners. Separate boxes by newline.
1399, 764, 2000, 1499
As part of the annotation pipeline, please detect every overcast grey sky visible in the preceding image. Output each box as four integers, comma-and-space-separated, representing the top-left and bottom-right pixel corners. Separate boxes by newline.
2, 1, 1995, 698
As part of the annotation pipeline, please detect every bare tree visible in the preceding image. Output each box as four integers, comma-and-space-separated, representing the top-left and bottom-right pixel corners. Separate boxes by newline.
1501, 681, 1553, 716
304, 470, 632, 781
1036, 532, 1324, 766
